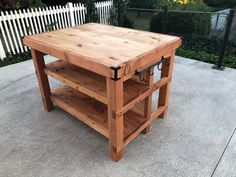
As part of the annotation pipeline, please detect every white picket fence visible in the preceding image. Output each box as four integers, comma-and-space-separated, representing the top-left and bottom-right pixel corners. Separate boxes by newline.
0, 1, 113, 59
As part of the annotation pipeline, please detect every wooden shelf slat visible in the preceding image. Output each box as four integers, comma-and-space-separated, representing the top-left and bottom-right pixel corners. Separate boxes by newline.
45, 60, 148, 106
51, 86, 109, 137
45, 60, 107, 104
51, 86, 146, 140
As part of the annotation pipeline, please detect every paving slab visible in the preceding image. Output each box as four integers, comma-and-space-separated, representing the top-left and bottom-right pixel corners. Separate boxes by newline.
0, 56, 236, 177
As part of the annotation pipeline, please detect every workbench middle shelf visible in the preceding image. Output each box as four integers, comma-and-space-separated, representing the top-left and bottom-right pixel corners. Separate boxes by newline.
44, 60, 149, 106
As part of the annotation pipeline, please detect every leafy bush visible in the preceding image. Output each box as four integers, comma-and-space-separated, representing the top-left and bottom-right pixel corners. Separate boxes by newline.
16, 0, 45, 8
176, 48, 236, 69
175, 34, 236, 68
109, 0, 134, 28
180, 35, 221, 53
155, 0, 211, 11
127, 0, 156, 9
203, 0, 236, 8
83, 0, 99, 23
0, 52, 31, 67
150, 11, 211, 35
176, 48, 217, 64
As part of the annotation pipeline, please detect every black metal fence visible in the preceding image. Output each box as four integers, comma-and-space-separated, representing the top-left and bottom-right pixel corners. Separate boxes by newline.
125, 7, 236, 70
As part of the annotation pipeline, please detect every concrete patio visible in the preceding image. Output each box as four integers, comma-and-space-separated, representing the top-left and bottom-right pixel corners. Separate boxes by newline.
0, 56, 236, 177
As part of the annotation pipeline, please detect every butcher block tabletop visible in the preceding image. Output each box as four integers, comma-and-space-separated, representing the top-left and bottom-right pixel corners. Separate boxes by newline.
23, 23, 181, 77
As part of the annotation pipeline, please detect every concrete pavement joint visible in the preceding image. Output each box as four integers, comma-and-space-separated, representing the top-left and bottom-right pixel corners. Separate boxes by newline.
210, 128, 236, 177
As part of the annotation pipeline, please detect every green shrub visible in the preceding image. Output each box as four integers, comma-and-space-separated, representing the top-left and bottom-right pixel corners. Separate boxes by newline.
155, 0, 211, 11
122, 14, 134, 28
176, 48, 236, 69
180, 35, 221, 53
16, 0, 45, 8
0, 52, 31, 67
127, 0, 156, 9
83, 0, 99, 23
150, 11, 211, 35
203, 0, 236, 8
109, 0, 134, 28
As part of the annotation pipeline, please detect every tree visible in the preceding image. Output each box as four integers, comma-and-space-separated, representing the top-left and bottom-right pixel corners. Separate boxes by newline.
0, 0, 16, 10
203, 0, 236, 8
109, 0, 133, 28
0, 0, 45, 10
16, 0, 45, 9
82, 0, 99, 23
156, 0, 210, 11
127, 0, 156, 9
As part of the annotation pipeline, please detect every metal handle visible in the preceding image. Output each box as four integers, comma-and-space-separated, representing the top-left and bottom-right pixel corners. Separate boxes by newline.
135, 57, 169, 76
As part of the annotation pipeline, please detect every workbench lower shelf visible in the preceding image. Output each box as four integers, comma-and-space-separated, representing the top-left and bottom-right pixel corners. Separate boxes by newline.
45, 60, 148, 106
51, 86, 147, 140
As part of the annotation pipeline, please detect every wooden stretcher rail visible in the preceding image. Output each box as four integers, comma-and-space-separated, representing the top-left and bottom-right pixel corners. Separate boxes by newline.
118, 76, 170, 117
116, 105, 168, 152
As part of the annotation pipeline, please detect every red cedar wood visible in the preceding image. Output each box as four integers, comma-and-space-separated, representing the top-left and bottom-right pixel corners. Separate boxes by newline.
31, 49, 54, 111
142, 68, 154, 134
158, 51, 176, 118
23, 23, 181, 78
106, 77, 124, 161
44, 60, 149, 106
24, 24, 181, 161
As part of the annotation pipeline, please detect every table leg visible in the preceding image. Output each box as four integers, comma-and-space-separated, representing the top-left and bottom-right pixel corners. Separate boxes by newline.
142, 69, 154, 134
158, 51, 175, 118
106, 78, 124, 161
31, 49, 54, 112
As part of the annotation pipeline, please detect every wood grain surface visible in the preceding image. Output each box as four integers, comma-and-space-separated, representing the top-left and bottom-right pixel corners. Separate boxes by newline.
24, 23, 181, 77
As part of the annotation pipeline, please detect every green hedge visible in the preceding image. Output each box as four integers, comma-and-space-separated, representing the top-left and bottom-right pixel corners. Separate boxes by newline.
150, 11, 211, 35
180, 35, 222, 53
0, 52, 31, 67
176, 48, 236, 69
127, 0, 156, 9
203, 0, 236, 8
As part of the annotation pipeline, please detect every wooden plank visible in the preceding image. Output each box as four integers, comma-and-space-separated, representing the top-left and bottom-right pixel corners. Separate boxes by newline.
23, 23, 181, 77
10, 10, 24, 53
45, 60, 107, 104
117, 76, 170, 117
31, 49, 54, 111
2, 11, 16, 54
51, 86, 146, 148
117, 106, 167, 152
45, 60, 148, 106
39, 7, 46, 32
77, 23, 179, 45
106, 77, 124, 161
18, 9, 28, 37
158, 51, 175, 118
23, 37, 113, 78
31, 8, 39, 34
0, 12, 11, 53
59, 5, 65, 28
51, 86, 109, 138
27, 8, 35, 34
142, 68, 154, 134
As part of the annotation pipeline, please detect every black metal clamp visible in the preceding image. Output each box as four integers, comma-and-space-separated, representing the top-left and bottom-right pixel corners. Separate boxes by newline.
110, 66, 121, 81
135, 57, 169, 77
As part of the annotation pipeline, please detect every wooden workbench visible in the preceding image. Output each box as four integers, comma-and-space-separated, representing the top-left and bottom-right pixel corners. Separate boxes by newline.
23, 23, 181, 161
